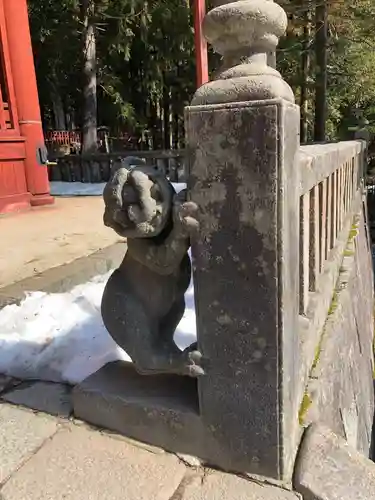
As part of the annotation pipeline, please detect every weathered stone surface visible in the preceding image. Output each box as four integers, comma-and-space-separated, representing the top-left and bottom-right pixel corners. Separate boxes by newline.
0, 403, 57, 484
176, 453, 202, 467
0, 242, 125, 309
0, 375, 20, 394
296, 192, 363, 428
186, 98, 300, 480
294, 424, 375, 500
73, 361, 214, 460
180, 471, 301, 500
192, 0, 294, 105
0, 424, 186, 500
303, 207, 374, 456
299, 141, 364, 196
2, 382, 72, 417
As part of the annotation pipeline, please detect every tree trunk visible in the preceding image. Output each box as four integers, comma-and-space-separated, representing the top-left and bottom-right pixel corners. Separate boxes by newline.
81, 0, 97, 153
51, 86, 66, 130
149, 98, 163, 150
162, 74, 171, 150
300, 5, 311, 144
172, 97, 180, 149
314, 0, 328, 142
172, 63, 180, 149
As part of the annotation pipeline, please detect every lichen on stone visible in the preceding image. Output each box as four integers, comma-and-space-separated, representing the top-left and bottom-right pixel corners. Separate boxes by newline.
298, 391, 313, 426
343, 249, 355, 257
328, 290, 339, 316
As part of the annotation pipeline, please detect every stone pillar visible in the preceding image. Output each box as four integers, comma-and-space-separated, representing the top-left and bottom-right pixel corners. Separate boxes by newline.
186, 0, 301, 480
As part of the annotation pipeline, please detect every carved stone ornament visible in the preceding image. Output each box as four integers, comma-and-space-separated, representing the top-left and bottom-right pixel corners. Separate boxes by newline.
192, 0, 294, 105
101, 157, 204, 377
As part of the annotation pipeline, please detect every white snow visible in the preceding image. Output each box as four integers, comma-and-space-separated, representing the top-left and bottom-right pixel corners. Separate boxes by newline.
50, 181, 106, 197
0, 180, 196, 384
50, 181, 188, 197
0, 270, 197, 385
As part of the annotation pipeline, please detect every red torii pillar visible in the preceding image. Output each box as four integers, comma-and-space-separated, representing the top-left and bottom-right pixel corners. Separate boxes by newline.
194, 0, 208, 87
3, 0, 53, 207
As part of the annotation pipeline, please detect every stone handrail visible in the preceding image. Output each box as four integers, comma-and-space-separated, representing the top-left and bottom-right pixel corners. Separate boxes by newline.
299, 141, 364, 196
298, 141, 366, 315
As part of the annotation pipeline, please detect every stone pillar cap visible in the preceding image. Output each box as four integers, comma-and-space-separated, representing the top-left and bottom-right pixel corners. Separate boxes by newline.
204, 0, 288, 54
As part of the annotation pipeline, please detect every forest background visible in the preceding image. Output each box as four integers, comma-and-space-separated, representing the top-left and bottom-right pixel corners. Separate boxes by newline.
28, 0, 375, 152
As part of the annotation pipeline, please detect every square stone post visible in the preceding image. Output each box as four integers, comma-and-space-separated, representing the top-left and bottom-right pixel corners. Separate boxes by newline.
185, 0, 301, 480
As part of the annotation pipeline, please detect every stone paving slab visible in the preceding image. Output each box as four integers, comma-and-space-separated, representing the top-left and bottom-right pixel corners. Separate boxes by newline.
180, 471, 301, 500
0, 197, 122, 289
0, 242, 125, 309
0, 398, 303, 500
0, 403, 58, 485
0, 424, 186, 500
2, 382, 72, 417
294, 423, 375, 500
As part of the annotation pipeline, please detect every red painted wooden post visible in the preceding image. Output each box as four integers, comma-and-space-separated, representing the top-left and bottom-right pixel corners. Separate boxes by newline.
3, 0, 53, 207
194, 0, 208, 87
0, 0, 31, 213
0, 0, 19, 136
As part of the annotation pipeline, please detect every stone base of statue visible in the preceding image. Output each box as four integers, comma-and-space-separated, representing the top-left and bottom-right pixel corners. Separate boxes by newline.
73, 361, 222, 464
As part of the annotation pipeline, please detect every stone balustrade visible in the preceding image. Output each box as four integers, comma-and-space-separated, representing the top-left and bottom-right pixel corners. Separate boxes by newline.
73, 0, 375, 491
298, 141, 365, 314
294, 140, 373, 469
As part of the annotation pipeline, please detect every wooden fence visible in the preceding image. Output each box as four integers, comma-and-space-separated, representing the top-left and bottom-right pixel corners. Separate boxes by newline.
48, 150, 186, 183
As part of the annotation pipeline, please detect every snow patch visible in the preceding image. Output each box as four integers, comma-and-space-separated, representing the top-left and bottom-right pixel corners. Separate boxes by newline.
50, 181, 187, 197
50, 181, 106, 197
0, 180, 195, 384
0, 271, 196, 384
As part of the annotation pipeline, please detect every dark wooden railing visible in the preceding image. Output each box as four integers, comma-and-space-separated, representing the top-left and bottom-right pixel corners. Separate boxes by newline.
48, 150, 186, 183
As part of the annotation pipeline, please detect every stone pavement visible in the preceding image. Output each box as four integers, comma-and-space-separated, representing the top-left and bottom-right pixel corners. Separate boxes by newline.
0, 197, 126, 309
0, 377, 301, 500
0, 197, 121, 289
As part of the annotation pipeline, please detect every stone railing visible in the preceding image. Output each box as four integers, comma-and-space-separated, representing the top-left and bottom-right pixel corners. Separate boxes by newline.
295, 140, 374, 479
72, 0, 374, 493
297, 142, 368, 409
298, 141, 365, 315
295, 138, 372, 443
48, 150, 185, 183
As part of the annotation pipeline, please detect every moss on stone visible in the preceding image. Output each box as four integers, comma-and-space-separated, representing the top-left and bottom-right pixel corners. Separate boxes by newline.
309, 227, 353, 373
311, 291, 338, 372
348, 217, 360, 242
298, 392, 313, 426
343, 250, 355, 257
306, 215, 361, 411
312, 341, 322, 371
328, 291, 339, 316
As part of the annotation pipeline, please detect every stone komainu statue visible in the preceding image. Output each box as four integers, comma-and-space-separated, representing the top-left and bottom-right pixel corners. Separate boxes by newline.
101, 157, 203, 377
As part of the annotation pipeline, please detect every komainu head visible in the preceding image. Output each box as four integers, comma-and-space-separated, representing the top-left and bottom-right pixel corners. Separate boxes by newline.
103, 157, 174, 239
